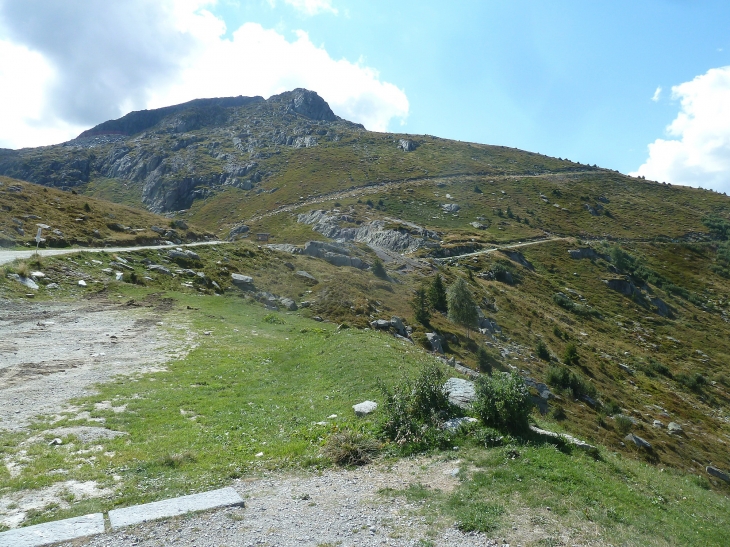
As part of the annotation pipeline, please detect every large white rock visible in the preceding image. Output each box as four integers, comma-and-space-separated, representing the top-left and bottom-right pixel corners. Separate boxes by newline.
353, 401, 378, 417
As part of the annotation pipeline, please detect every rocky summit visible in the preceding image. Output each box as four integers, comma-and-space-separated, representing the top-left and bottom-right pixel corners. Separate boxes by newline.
0, 89, 356, 213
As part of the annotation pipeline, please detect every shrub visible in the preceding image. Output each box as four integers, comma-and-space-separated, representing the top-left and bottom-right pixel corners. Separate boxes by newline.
545, 365, 596, 398
676, 372, 707, 393
563, 343, 580, 366
614, 414, 634, 435
263, 313, 285, 324
536, 339, 550, 361
477, 347, 492, 374
473, 372, 532, 434
378, 363, 458, 448
602, 399, 621, 416
372, 258, 388, 279
324, 430, 380, 466
14, 261, 30, 278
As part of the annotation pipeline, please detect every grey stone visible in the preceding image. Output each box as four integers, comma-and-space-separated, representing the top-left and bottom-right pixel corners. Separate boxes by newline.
397, 139, 417, 152
470, 221, 488, 230
625, 433, 652, 449
426, 332, 444, 353
267, 243, 301, 254
441, 203, 460, 213
667, 422, 683, 434
390, 316, 407, 337
110, 260, 134, 271
295, 270, 318, 283
619, 363, 635, 375
353, 401, 377, 417
228, 224, 250, 240
370, 319, 391, 330
77, 280, 87, 287
279, 297, 297, 311
442, 417, 478, 431
184, 249, 200, 260
7, 274, 39, 290
443, 378, 476, 409
0, 513, 104, 547
108, 487, 244, 529
530, 425, 598, 453
706, 466, 730, 483
605, 278, 638, 297
651, 297, 670, 317
231, 273, 254, 288
168, 250, 189, 260
151, 225, 165, 234
653, 420, 664, 428
147, 265, 172, 276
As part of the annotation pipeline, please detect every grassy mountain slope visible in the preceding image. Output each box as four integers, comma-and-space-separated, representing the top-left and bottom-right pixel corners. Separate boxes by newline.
0, 177, 213, 248
2, 89, 730, 541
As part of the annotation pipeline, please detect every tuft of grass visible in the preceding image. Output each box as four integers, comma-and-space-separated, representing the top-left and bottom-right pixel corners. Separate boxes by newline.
323, 430, 380, 466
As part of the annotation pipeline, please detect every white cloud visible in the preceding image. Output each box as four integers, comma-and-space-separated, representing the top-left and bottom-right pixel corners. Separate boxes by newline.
632, 66, 730, 192
651, 86, 662, 102
0, 0, 405, 148
268, 0, 338, 16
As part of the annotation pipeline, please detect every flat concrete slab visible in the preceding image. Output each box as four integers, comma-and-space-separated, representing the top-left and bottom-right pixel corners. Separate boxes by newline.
0, 513, 104, 547
108, 487, 244, 529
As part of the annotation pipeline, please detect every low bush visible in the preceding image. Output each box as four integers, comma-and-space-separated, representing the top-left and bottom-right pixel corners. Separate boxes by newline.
372, 258, 388, 279
536, 339, 550, 361
614, 414, 634, 436
473, 372, 532, 434
676, 372, 707, 393
324, 430, 380, 466
378, 363, 458, 449
545, 365, 596, 398
563, 342, 580, 366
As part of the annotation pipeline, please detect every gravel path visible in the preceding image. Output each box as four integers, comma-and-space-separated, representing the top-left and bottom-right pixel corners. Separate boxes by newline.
58, 458, 533, 547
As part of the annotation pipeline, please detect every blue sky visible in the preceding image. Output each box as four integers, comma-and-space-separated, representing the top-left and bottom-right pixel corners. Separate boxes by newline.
1, 0, 729, 190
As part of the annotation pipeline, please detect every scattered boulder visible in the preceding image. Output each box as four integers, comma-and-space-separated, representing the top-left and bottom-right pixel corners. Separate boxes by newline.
397, 139, 418, 152
470, 221, 488, 230
184, 249, 200, 260
667, 422, 683, 434
279, 297, 298, 311
605, 277, 638, 297
625, 433, 652, 449
110, 260, 134, 271
267, 243, 301, 254
151, 226, 165, 234
390, 316, 407, 337
442, 417, 478, 432
171, 219, 188, 230
529, 425, 597, 454
370, 319, 391, 331
504, 251, 534, 270
442, 203, 460, 213
228, 224, 250, 240
568, 248, 608, 260
653, 420, 664, 428
231, 273, 254, 288
147, 265, 172, 276
7, 273, 39, 290
295, 270, 318, 283
426, 332, 444, 353
353, 401, 378, 417
443, 377, 476, 409
706, 466, 730, 483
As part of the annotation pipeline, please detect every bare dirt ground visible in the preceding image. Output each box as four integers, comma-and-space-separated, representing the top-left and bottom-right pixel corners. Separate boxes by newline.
0, 295, 186, 431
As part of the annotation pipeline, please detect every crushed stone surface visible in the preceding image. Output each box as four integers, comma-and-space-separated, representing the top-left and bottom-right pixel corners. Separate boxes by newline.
0, 298, 185, 431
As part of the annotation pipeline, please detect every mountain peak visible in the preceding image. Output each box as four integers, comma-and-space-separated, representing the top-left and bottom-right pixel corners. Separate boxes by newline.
268, 88, 337, 122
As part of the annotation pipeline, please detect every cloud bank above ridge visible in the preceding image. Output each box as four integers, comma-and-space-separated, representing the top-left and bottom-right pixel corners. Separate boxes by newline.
633, 66, 730, 193
0, 0, 408, 149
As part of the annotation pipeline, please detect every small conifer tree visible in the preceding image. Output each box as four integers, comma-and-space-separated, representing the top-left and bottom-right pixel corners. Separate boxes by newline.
411, 287, 431, 326
428, 273, 448, 313
447, 277, 478, 339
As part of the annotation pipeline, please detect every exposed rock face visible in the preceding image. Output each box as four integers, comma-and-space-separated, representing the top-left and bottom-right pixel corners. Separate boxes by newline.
426, 332, 444, 353
301, 240, 367, 269
297, 210, 439, 254
605, 277, 638, 297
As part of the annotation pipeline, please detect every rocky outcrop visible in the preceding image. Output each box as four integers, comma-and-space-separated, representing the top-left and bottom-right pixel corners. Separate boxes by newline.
443, 378, 476, 409
398, 139, 418, 152
302, 240, 366, 269
297, 210, 439, 254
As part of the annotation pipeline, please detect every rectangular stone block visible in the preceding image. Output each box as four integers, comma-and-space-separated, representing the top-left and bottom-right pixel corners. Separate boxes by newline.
0, 513, 104, 547
108, 487, 244, 529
